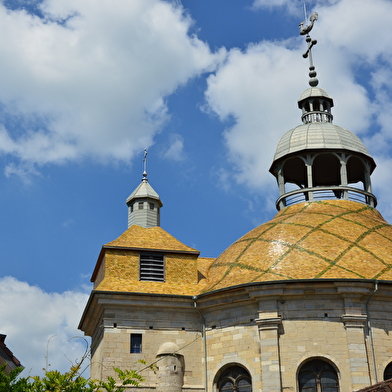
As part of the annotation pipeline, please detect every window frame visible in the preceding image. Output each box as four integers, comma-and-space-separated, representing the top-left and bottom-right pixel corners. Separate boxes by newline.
130, 333, 142, 354
217, 365, 252, 392
298, 358, 339, 392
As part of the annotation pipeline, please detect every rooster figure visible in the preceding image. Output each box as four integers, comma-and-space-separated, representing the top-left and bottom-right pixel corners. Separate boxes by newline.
299, 12, 318, 35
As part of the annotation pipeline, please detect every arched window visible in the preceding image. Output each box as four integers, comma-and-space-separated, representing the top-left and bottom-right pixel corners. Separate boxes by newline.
218, 365, 252, 392
347, 156, 365, 187
283, 156, 307, 189
384, 362, 392, 380
298, 359, 339, 392
312, 153, 341, 187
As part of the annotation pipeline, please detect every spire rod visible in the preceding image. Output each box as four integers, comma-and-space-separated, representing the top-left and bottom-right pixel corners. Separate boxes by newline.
142, 148, 148, 182
299, 11, 319, 87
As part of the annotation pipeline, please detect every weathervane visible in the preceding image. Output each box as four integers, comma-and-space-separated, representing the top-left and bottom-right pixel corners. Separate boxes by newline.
299, 6, 319, 87
142, 148, 148, 182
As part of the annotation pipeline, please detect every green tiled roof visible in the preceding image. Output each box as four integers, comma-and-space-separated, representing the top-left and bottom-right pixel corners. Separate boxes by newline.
205, 200, 392, 292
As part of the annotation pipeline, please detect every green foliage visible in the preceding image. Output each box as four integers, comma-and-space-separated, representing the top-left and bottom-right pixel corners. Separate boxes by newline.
0, 364, 32, 391
98, 366, 146, 392
28, 362, 98, 392
0, 360, 147, 392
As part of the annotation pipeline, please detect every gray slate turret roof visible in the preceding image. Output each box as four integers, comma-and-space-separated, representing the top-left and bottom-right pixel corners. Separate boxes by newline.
273, 122, 373, 162
126, 179, 163, 207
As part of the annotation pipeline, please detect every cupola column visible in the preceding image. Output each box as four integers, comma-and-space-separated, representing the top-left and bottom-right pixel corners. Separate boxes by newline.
305, 155, 314, 201
340, 155, 349, 200
363, 163, 375, 207
277, 164, 286, 210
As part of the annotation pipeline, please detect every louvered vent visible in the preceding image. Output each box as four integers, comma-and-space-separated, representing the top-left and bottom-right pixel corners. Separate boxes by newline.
139, 253, 165, 282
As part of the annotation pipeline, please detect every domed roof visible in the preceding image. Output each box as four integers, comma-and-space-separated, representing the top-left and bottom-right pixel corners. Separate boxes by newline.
204, 200, 392, 293
157, 342, 180, 356
298, 87, 333, 103
272, 123, 373, 163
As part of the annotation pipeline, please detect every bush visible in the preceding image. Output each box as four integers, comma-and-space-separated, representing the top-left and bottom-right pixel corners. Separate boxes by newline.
0, 361, 146, 392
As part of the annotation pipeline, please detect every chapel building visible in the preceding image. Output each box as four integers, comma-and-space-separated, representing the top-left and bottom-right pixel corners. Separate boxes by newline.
79, 14, 392, 392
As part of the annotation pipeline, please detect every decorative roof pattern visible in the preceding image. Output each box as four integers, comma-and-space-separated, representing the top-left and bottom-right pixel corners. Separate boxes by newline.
204, 200, 392, 292
105, 225, 198, 253
273, 123, 371, 162
94, 256, 214, 296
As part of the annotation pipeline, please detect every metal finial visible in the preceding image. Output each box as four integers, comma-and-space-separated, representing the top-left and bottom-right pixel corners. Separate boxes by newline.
142, 148, 148, 182
299, 11, 319, 87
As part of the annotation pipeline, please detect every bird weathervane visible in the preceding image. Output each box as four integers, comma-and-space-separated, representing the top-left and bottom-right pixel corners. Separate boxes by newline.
299, 10, 319, 87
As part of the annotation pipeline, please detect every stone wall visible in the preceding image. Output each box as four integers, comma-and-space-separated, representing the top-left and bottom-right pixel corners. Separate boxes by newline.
85, 281, 392, 391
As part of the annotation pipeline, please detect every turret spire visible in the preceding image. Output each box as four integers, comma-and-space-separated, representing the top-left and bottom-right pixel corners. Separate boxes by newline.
142, 148, 148, 181
299, 11, 319, 87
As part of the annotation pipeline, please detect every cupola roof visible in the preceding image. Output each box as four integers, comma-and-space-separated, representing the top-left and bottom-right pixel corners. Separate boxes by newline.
126, 149, 162, 207
126, 180, 162, 206
298, 86, 332, 103
273, 123, 375, 165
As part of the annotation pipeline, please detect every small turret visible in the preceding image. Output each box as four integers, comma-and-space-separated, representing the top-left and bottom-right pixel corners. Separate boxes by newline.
156, 342, 184, 392
126, 149, 163, 228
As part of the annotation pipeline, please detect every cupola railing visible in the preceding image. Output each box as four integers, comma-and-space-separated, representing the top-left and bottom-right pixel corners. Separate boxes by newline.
302, 111, 333, 124
276, 185, 377, 210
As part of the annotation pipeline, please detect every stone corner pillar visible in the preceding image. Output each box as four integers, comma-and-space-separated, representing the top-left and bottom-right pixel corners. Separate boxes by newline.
256, 316, 282, 392
341, 313, 371, 390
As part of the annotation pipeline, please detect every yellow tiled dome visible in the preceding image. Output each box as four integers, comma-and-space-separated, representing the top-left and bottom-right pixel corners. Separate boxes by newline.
204, 200, 392, 292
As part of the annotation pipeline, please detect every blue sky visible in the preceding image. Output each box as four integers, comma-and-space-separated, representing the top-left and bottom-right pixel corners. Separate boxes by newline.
1, 0, 392, 377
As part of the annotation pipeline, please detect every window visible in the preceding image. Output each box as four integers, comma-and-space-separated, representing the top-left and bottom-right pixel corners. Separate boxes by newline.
384, 362, 392, 380
138, 202, 144, 210
130, 334, 142, 353
298, 359, 339, 392
130, 203, 134, 212
149, 203, 155, 210
218, 366, 252, 392
140, 252, 164, 282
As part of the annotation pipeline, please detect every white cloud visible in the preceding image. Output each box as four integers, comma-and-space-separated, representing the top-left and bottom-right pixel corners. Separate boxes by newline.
0, 0, 223, 178
205, 40, 305, 190
204, 0, 392, 216
162, 133, 185, 161
0, 276, 89, 377
252, 0, 304, 15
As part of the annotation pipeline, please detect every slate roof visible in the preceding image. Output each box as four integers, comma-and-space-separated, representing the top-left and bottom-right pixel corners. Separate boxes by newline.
298, 86, 333, 103
273, 122, 372, 162
126, 180, 163, 206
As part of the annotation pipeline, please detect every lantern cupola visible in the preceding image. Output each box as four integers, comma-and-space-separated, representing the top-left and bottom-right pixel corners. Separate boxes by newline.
269, 13, 376, 210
